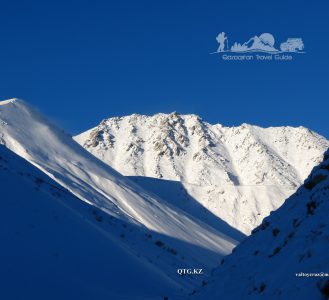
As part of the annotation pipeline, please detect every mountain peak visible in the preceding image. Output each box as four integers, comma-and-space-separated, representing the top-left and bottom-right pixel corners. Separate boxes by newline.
76, 113, 328, 186
0, 98, 21, 106
75, 114, 329, 234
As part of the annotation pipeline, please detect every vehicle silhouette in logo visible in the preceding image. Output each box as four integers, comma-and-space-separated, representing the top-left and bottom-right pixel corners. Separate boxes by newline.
213, 33, 305, 54
280, 38, 304, 52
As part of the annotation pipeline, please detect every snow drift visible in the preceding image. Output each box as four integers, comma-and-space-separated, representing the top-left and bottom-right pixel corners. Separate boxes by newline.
0, 144, 178, 300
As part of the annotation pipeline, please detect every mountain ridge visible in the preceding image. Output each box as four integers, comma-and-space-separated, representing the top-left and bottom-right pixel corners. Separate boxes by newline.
75, 112, 329, 234
0, 143, 180, 299
0, 99, 241, 294
193, 148, 329, 299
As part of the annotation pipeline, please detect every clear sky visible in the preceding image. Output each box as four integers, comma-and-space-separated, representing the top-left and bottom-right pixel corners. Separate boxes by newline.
0, 0, 328, 138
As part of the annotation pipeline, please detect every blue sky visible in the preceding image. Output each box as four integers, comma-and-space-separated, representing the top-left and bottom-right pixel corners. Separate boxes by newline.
0, 0, 328, 138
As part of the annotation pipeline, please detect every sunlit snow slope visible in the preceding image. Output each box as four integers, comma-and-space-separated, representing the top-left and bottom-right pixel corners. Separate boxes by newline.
0, 145, 178, 300
193, 149, 329, 300
75, 112, 329, 234
0, 99, 242, 293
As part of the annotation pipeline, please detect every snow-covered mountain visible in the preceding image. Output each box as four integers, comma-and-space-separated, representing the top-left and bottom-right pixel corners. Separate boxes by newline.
0, 99, 242, 297
75, 112, 329, 234
0, 144, 178, 300
193, 149, 329, 300
2, 99, 328, 299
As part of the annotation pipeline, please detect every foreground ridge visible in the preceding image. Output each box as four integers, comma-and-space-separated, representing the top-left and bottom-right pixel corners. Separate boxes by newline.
0, 99, 241, 297
193, 149, 329, 299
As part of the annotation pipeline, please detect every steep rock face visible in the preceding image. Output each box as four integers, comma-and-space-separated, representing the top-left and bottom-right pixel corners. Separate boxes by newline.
193, 149, 329, 300
75, 112, 329, 233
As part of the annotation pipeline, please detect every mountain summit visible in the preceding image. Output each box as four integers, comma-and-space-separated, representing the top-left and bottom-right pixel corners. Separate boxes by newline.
75, 112, 329, 234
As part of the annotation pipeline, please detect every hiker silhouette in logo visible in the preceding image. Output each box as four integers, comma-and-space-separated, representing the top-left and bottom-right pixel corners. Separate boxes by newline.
216, 32, 227, 52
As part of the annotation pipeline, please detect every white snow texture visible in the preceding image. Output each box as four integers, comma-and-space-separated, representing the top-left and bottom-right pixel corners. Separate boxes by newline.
1, 99, 328, 300
75, 112, 329, 234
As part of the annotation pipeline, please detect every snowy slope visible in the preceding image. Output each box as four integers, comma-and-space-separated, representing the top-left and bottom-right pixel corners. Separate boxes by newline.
0, 99, 242, 293
75, 112, 329, 234
193, 149, 329, 300
0, 144, 180, 300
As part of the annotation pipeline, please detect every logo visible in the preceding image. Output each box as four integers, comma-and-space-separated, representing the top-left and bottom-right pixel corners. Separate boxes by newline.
177, 268, 203, 276
212, 32, 305, 61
